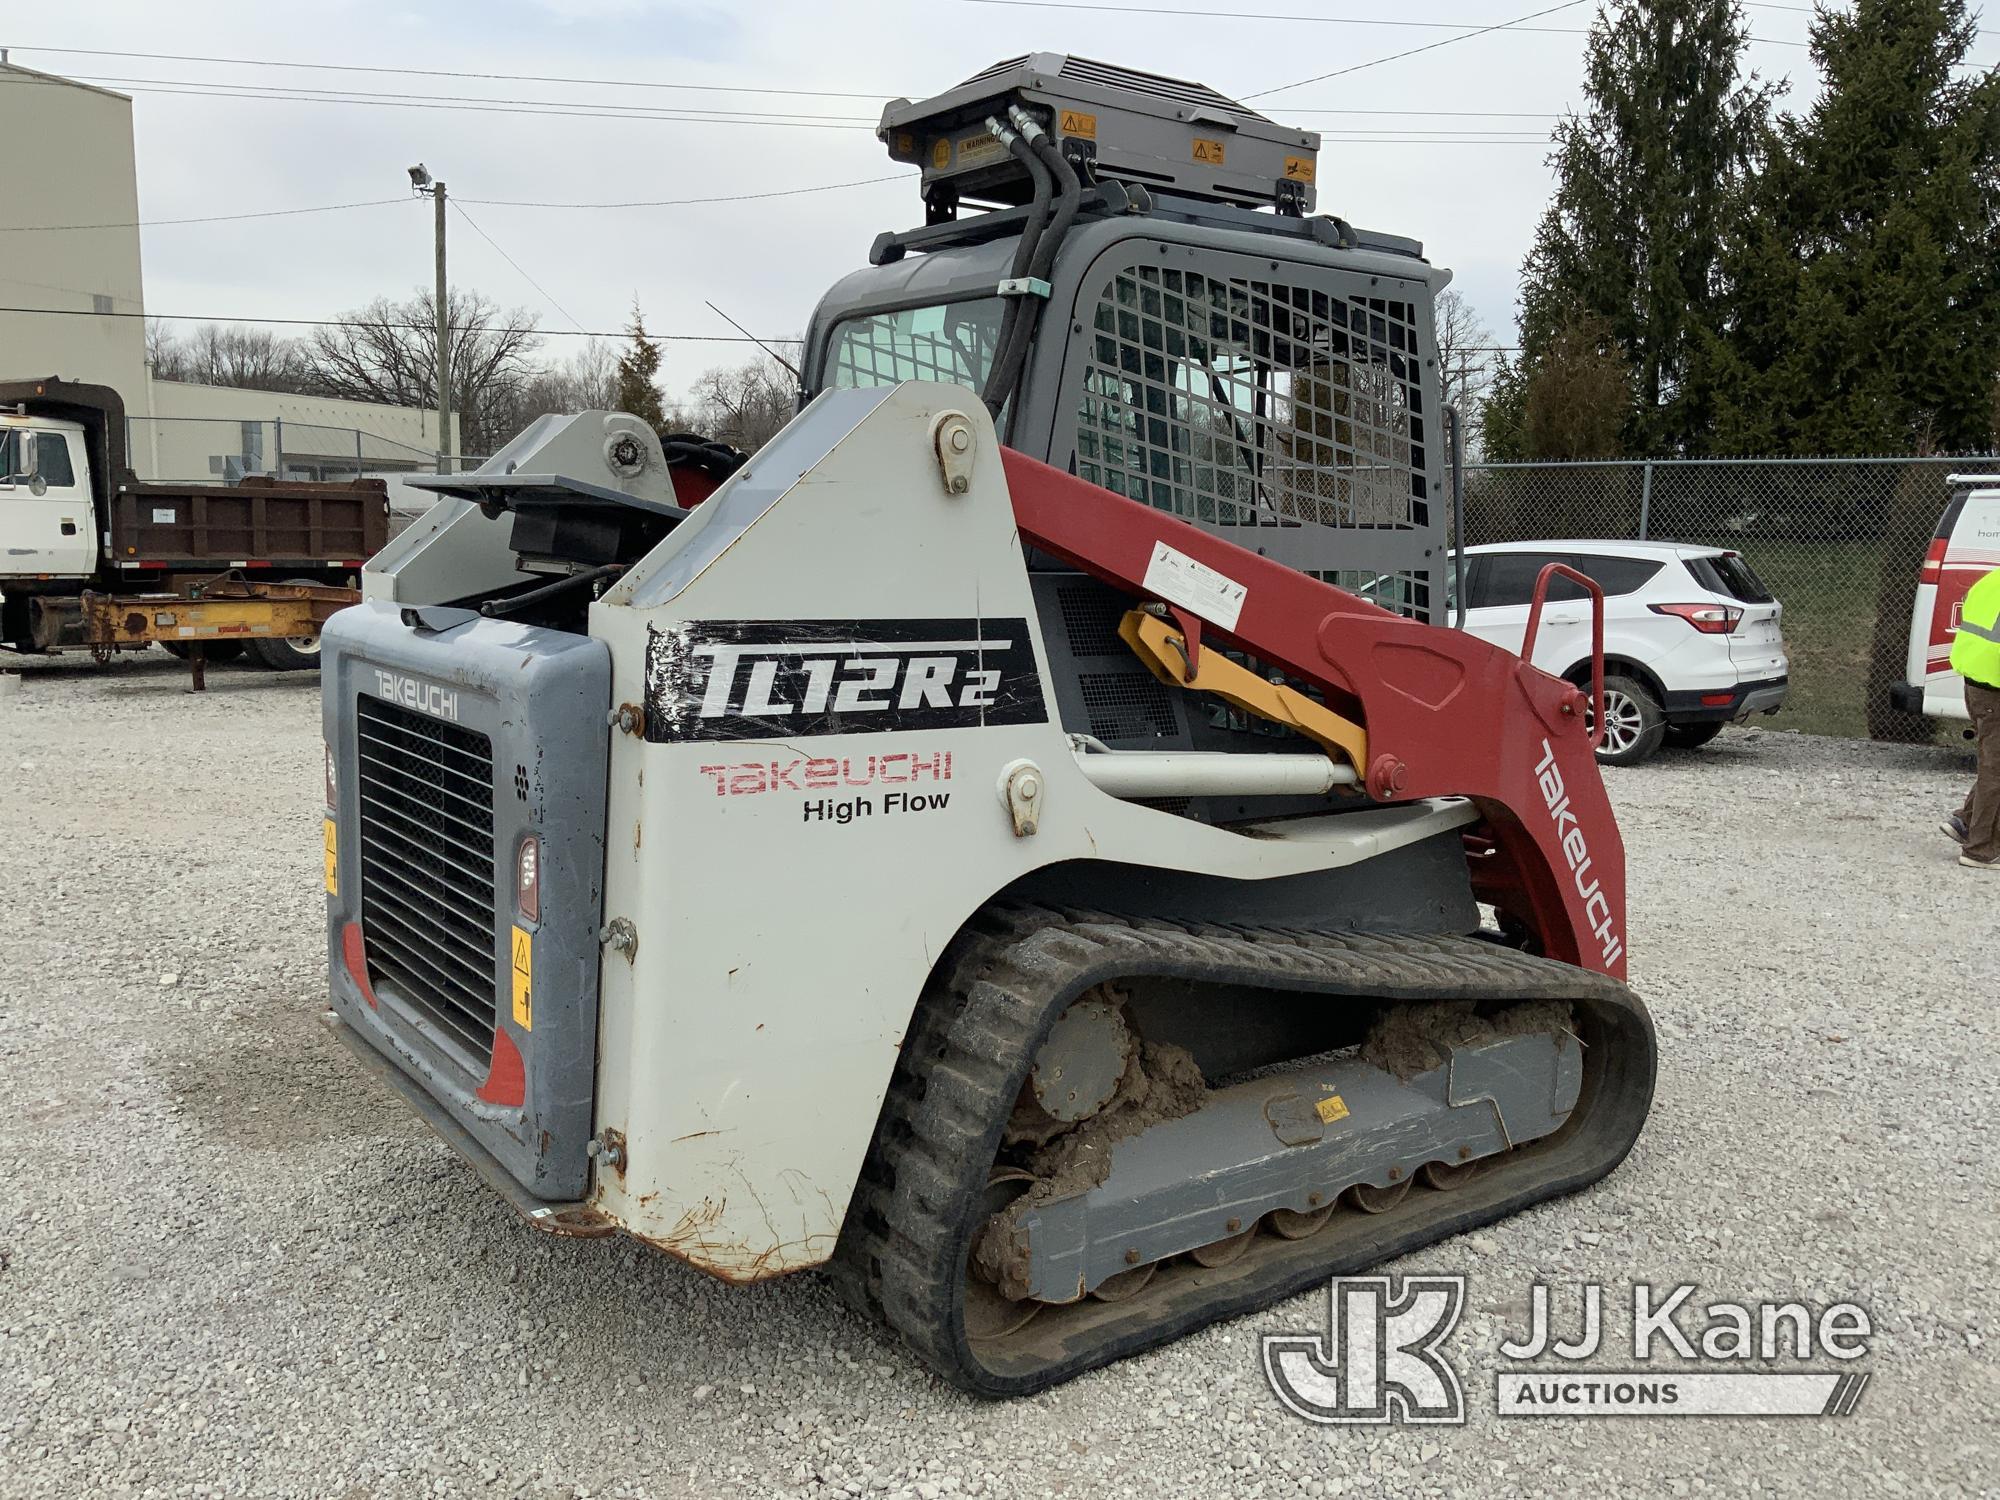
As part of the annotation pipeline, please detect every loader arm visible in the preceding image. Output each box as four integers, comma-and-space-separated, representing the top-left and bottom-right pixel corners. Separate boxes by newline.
999, 447, 1625, 979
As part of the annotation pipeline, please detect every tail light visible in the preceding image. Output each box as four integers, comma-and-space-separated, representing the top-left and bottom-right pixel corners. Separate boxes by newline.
515, 835, 542, 923
1650, 602, 1742, 634
1920, 538, 1948, 584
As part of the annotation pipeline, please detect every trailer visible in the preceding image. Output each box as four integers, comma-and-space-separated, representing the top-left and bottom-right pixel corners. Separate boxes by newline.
0, 376, 389, 686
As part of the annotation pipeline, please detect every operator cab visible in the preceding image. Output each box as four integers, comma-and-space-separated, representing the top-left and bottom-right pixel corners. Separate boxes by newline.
801, 54, 1456, 819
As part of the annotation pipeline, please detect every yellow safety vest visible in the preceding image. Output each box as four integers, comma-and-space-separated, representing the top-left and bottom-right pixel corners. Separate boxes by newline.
1952, 567, 2000, 688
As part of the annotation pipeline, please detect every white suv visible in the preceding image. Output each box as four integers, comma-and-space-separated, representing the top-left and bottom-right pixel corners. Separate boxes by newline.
1444, 541, 1789, 765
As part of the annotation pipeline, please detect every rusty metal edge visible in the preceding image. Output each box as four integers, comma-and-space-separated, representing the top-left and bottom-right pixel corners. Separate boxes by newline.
321, 1009, 617, 1239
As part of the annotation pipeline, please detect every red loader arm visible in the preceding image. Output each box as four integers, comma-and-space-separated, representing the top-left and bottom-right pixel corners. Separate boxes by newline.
1000, 448, 1627, 980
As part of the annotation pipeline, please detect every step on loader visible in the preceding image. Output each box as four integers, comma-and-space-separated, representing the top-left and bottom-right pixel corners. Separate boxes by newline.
321, 54, 1657, 1396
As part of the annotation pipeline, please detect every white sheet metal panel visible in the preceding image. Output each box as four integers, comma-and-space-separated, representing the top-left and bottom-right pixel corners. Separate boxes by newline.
584, 382, 1472, 1278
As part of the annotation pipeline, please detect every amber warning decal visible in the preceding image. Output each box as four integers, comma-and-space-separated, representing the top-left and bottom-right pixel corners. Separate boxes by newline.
510, 924, 533, 1030
1315, 1093, 1350, 1125
1193, 137, 1227, 165
643, 619, 1048, 742
1283, 155, 1316, 184
1059, 109, 1098, 140
931, 137, 952, 170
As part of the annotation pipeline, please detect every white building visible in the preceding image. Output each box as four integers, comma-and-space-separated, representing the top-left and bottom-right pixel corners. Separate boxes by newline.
0, 61, 456, 481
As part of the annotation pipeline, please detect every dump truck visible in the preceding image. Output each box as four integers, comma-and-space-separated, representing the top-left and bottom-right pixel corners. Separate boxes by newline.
322, 55, 1658, 1396
0, 376, 387, 684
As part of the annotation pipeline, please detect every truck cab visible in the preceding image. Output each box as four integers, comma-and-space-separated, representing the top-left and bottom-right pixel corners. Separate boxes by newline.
0, 410, 95, 579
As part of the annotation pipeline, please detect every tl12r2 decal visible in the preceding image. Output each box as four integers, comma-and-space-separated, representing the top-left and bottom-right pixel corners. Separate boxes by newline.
643, 619, 1047, 742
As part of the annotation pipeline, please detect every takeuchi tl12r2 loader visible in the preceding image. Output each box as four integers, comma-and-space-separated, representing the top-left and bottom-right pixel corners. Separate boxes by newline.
322, 56, 1657, 1395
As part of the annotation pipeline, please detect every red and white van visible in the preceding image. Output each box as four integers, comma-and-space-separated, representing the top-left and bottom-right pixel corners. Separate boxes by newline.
1894, 475, 2000, 720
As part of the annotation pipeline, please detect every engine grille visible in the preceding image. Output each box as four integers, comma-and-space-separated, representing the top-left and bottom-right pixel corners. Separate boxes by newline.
354, 695, 499, 1070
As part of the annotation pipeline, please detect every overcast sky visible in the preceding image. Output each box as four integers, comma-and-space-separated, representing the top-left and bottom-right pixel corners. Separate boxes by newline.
12, 1, 1993, 399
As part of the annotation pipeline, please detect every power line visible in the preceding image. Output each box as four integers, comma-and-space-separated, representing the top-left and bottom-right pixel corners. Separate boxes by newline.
956, 0, 1808, 48
0, 43, 893, 99
457, 173, 908, 209
449, 201, 585, 333
0, 174, 913, 232
1743, 0, 1992, 37
0, 71, 876, 122
1288, 107, 1561, 118
1245, 0, 1597, 99
960, 0, 1590, 33
0, 73, 878, 130
0, 197, 411, 233
0, 303, 800, 343
0, 74, 1552, 143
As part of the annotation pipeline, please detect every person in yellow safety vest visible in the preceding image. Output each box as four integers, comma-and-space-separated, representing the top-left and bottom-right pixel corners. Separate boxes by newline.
1943, 565, 2000, 869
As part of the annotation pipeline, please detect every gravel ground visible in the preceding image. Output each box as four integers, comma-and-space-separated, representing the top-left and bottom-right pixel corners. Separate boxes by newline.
1, 652, 1994, 1499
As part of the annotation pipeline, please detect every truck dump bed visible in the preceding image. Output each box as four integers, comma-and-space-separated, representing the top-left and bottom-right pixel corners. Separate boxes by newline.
107, 474, 387, 571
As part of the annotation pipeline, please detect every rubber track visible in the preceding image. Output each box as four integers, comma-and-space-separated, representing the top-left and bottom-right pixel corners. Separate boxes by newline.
830, 905, 1656, 1398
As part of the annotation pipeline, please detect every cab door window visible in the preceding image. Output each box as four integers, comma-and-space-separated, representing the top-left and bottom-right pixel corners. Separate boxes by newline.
26, 431, 77, 488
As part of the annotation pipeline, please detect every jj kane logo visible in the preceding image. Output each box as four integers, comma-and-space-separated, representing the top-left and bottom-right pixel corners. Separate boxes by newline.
1263, 1277, 1468, 1425
643, 619, 1046, 742
1262, 1277, 1874, 1424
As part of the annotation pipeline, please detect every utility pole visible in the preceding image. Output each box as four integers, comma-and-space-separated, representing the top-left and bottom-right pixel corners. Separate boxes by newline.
407, 164, 451, 466
433, 179, 450, 465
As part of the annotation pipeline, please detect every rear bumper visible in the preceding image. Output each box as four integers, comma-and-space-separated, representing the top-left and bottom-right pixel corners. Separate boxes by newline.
1661, 674, 1789, 724
325, 1010, 614, 1237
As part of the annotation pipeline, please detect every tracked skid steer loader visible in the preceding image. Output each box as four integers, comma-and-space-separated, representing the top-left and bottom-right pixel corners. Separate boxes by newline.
322, 55, 1657, 1396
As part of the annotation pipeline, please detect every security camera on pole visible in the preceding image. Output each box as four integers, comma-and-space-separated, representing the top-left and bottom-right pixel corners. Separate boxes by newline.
407, 163, 450, 467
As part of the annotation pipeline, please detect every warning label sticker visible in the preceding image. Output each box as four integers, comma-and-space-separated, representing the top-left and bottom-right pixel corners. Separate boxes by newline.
1192, 137, 1227, 165
954, 130, 1007, 168
1059, 109, 1098, 140
510, 924, 533, 1031
1315, 1093, 1350, 1125
1143, 541, 1249, 631
1283, 154, 1316, 184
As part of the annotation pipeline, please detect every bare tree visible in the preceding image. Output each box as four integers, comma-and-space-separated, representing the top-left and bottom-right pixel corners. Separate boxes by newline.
483, 339, 620, 447
148, 322, 310, 392
670, 353, 799, 451
297, 288, 542, 456
1434, 290, 1496, 414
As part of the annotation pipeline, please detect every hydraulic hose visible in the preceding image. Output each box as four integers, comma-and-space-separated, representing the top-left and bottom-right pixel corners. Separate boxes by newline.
983, 112, 1081, 424
478, 562, 623, 620
1026, 130, 1081, 283
982, 119, 1054, 422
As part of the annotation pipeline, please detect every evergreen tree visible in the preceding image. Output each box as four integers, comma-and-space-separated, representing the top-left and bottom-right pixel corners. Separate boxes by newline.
1706, 0, 2000, 455
614, 302, 667, 430
1478, 355, 1529, 461
1518, 1, 1774, 453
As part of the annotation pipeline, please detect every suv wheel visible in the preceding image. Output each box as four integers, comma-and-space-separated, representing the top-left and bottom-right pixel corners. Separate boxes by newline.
1664, 722, 1724, 750
1589, 674, 1667, 766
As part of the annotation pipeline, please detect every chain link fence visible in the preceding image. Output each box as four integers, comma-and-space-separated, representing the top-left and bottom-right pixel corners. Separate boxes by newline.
1461, 454, 2000, 739
126, 416, 483, 485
